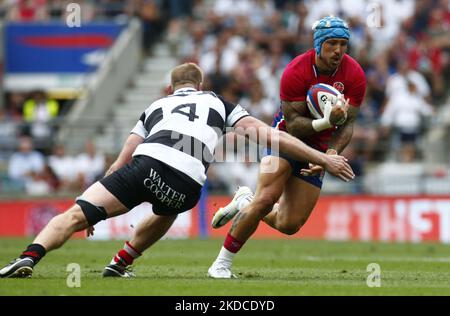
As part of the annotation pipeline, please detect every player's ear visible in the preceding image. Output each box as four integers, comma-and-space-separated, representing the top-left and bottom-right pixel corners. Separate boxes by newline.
167, 85, 174, 95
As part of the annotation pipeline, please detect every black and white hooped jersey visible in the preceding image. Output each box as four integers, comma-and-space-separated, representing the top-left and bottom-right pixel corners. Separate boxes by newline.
131, 88, 250, 185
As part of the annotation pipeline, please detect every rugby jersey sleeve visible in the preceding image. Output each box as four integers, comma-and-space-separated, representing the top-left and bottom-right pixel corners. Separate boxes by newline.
346, 63, 367, 107
218, 95, 250, 127
280, 64, 308, 102
130, 112, 148, 138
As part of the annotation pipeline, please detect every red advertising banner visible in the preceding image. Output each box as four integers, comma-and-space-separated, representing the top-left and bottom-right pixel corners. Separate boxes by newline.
1, 196, 450, 243
0, 199, 199, 239
90, 202, 197, 240
0, 200, 84, 238
207, 196, 450, 243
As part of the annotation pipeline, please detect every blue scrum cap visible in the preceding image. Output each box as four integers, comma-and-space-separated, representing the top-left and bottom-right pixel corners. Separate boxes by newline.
312, 16, 350, 56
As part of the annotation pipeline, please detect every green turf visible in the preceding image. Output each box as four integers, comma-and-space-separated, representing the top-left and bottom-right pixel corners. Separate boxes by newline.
0, 238, 449, 296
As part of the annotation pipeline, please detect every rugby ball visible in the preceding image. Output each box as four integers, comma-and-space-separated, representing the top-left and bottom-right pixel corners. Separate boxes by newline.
306, 83, 342, 119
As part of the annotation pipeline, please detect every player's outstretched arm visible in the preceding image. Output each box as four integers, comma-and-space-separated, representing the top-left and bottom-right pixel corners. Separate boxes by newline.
234, 116, 355, 182
105, 134, 144, 177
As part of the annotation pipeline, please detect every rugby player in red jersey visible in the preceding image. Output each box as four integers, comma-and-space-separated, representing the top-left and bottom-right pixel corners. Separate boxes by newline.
208, 16, 367, 278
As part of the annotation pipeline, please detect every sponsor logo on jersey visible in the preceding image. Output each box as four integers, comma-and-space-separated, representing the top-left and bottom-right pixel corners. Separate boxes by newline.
144, 169, 186, 209
333, 82, 345, 93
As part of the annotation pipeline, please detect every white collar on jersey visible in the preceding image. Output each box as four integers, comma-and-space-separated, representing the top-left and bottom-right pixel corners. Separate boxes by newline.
173, 88, 198, 95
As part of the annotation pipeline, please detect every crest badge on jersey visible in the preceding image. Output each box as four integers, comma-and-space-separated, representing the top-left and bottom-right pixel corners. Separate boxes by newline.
333, 82, 345, 93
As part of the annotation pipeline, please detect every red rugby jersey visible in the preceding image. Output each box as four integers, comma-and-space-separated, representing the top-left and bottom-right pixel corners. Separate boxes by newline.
273, 49, 366, 152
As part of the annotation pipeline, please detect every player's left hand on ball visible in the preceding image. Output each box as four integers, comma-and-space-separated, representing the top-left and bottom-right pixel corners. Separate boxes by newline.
301, 164, 324, 177
86, 226, 95, 238
330, 96, 350, 126
337, 95, 350, 110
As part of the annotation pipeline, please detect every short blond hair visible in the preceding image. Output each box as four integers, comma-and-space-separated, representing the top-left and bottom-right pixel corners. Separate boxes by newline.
171, 63, 203, 87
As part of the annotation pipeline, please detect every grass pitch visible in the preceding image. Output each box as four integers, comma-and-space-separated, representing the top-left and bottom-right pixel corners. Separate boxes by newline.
0, 238, 450, 296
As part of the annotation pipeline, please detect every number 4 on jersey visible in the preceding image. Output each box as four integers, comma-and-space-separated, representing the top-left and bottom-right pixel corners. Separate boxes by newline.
172, 103, 199, 122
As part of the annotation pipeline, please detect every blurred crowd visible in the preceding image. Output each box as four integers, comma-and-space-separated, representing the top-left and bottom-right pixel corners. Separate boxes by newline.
4, 136, 108, 196
0, 0, 198, 195
0, 90, 110, 196
0, 0, 450, 196
170, 0, 450, 194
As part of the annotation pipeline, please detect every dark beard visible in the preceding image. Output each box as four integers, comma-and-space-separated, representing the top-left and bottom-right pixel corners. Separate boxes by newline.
317, 55, 338, 75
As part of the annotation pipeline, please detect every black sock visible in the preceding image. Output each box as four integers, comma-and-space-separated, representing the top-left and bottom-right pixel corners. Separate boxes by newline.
20, 244, 46, 264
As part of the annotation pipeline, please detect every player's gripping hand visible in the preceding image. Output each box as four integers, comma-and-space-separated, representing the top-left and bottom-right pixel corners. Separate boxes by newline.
312, 98, 349, 132
330, 96, 350, 126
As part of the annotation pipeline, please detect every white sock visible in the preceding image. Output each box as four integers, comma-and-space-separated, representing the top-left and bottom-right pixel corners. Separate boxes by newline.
215, 247, 235, 266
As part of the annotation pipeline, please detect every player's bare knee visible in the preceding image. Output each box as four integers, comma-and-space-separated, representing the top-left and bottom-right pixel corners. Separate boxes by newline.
260, 156, 274, 166
260, 156, 283, 174
280, 216, 308, 235
278, 224, 300, 236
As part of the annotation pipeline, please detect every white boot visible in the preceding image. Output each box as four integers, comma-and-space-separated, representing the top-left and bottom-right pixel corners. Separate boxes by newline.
211, 187, 254, 229
207, 260, 237, 279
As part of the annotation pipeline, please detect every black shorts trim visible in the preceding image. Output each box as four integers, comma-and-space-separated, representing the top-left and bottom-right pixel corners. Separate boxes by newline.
100, 156, 202, 216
